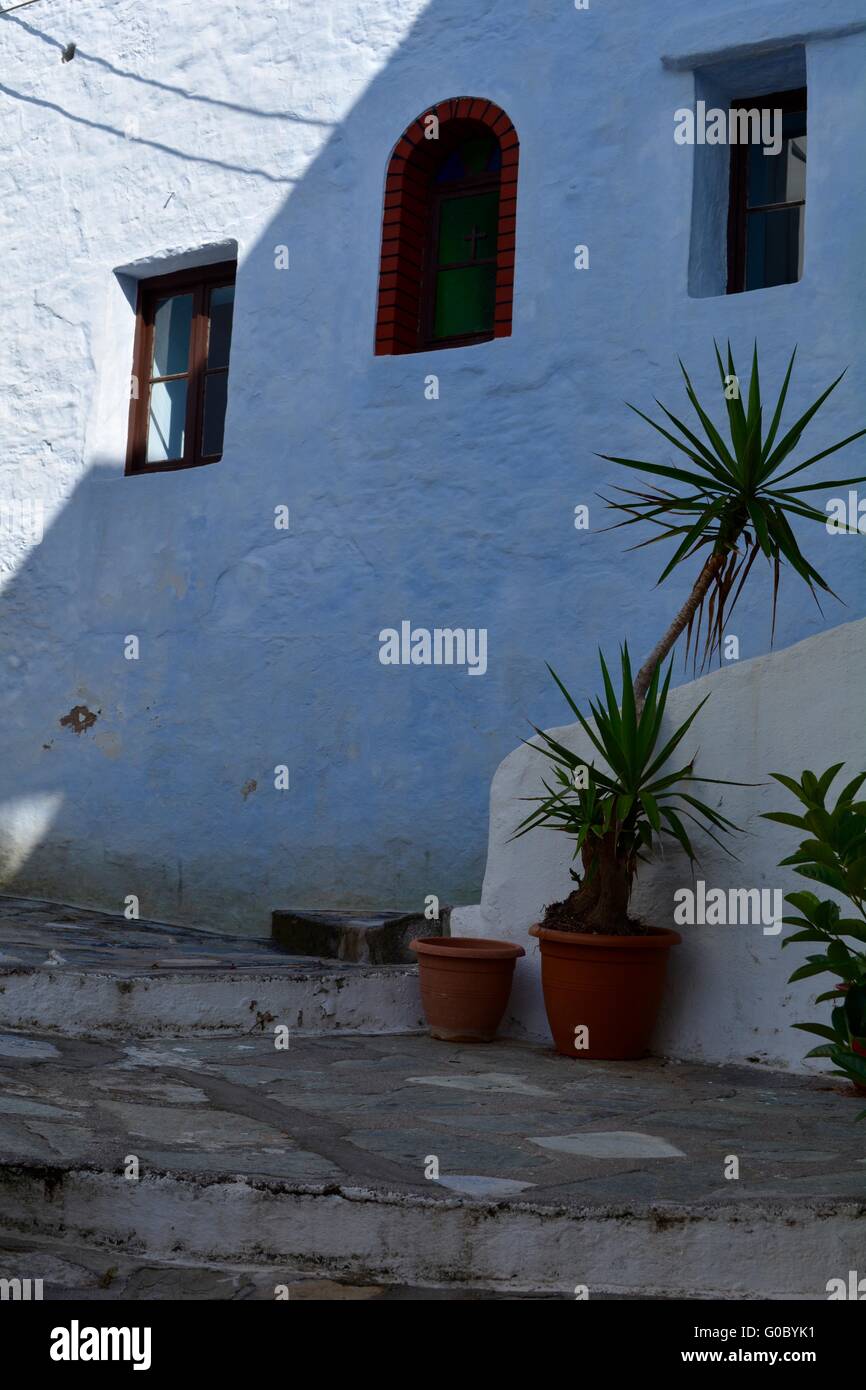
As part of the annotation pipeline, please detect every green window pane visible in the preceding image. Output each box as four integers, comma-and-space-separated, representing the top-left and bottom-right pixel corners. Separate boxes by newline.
437, 192, 499, 265
152, 294, 192, 377
207, 285, 234, 369
147, 378, 187, 462
201, 373, 228, 456
433, 265, 496, 339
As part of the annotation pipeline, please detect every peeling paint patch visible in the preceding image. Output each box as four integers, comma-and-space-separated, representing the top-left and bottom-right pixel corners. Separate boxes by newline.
241, 779, 257, 800
59, 705, 98, 735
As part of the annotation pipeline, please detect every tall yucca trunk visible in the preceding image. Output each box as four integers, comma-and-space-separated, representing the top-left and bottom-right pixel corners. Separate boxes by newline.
632, 553, 726, 708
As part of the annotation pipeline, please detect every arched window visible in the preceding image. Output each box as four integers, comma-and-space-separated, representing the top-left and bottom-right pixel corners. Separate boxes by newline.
375, 99, 519, 355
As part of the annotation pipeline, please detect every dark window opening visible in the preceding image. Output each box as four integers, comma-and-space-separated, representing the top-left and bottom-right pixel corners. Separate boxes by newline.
425, 135, 501, 346
727, 89, 806, 294
126, 261, 236, 474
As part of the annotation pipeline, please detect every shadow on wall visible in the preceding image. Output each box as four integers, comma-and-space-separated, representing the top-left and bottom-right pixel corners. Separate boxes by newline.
0, 9, 332, 183
2, 1, 863, 933
0, 1, 546, 932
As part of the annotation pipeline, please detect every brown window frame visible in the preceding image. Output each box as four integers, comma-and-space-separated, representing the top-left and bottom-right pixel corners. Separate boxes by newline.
726, 88, 807, 295
126, 260, 236, 475
420, 167, 501, 351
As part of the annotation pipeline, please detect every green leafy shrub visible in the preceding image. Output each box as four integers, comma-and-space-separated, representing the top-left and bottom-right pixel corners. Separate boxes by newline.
763, 765, 866, 1112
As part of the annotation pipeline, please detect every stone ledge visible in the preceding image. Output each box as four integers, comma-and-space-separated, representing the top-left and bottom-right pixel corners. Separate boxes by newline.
271, 907, 449, 964
2, 1163, 861, 1299
0, 896, 425, 1037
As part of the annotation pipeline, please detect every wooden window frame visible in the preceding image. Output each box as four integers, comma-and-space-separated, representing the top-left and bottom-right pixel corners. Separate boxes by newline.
726, 88, 807, 295
420, 170, 500, 350
126, 260, 236, 475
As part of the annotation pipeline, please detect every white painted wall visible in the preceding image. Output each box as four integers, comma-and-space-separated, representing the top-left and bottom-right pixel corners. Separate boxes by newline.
464, 618, 866, 1072
1, 0, 865, 934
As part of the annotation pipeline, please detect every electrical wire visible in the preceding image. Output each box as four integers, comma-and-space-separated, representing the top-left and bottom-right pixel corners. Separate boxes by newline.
1, 1, 51, 14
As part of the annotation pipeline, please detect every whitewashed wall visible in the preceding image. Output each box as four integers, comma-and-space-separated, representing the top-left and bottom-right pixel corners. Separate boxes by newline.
457, 618, 866, 1072
1, 0, 865, 934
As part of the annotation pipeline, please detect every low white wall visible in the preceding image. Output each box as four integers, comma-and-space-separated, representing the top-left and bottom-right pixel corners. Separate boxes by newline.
463, 618, 866, 1072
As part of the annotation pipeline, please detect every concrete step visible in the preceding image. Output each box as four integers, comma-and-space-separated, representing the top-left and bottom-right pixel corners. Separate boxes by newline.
0, 1232, 550, 1300
0, 1028, 862, 1298
0, 897, 423, 1038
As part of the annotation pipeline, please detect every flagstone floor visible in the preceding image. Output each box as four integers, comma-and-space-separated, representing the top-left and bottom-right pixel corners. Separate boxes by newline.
0, 897, 863, 1298
1, 1029, 862, 1202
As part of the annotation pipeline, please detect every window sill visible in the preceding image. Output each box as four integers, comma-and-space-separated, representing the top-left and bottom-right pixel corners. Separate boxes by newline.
125, 456, 221, 476
688, 276, 804, 302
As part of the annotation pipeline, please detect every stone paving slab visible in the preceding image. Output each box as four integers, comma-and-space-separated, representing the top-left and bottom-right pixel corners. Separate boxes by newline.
0, 1028, 864, 1296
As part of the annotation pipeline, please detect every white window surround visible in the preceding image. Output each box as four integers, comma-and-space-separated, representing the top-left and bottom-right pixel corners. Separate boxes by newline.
85, 241, 239, 479
114, 239, 239, 281
684, 47, 806, 299
661, 5, 866, 71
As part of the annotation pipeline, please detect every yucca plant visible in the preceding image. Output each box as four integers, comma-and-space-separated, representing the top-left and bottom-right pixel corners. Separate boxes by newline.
763, 765, 866, 1111
519, 347, 863, 940
514, 645, 741, 933
600, 344, 866, 703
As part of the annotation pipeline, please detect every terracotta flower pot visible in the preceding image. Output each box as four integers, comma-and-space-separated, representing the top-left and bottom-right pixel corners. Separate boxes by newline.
529, 922, 681, 1060
410, 936, 525, 1043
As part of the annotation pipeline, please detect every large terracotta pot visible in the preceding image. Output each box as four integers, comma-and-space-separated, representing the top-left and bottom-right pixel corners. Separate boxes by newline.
410, 936, 525, 1043
529, 923, 681, 1059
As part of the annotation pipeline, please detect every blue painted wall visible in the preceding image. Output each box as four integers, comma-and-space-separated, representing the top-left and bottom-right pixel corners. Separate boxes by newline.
1, 0, 864, 932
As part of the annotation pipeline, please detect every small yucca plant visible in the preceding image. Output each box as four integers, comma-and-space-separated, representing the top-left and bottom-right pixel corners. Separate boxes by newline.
514, 645, 742, 933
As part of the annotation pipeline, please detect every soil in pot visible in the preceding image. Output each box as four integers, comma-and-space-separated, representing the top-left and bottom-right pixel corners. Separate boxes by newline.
529, 922, 680, 1060
410, 936, 525, 1043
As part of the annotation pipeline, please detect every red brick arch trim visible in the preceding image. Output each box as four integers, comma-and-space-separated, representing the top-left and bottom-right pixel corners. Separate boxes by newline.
374, 97, 519, 355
